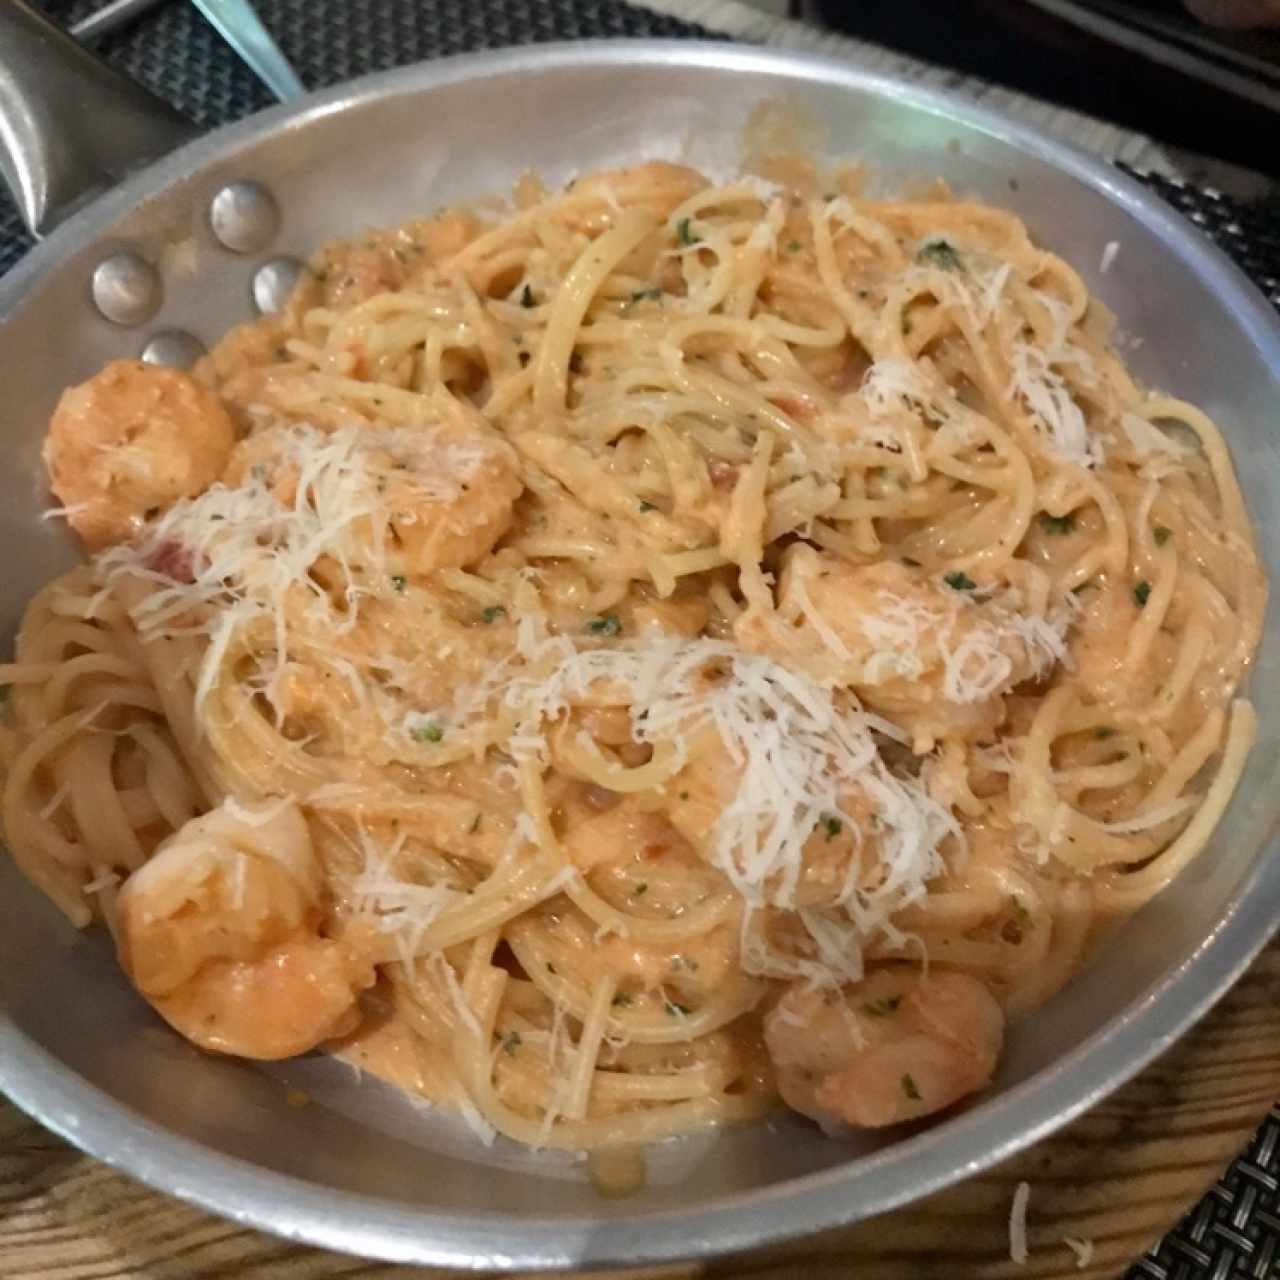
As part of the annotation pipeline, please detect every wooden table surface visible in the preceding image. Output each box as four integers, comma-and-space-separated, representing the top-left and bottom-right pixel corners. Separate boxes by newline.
4, 937, 1278, 1280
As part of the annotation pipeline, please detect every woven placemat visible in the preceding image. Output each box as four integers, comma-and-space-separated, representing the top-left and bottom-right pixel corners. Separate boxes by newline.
3, 4, 1279, 1276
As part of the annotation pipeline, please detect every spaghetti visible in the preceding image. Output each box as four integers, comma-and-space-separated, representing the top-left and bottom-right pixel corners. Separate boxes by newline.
0, 158, 1265, 1151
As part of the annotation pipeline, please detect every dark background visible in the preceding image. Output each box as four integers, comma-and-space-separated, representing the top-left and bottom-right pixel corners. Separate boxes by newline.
816, 0, 1280, 180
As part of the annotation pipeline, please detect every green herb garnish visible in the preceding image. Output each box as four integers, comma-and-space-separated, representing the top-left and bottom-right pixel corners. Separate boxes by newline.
944, 571, 977, 591
916, 239, 963, 271
821, 814, 842, 841
638, 500, 656, 512
390, 574, 407, 592
633, 882, 648, 897
665, 1000, 692, 1017
1133, 580, 1152, 608
786, 240, 802, 252
1153, 526, 1172, 547
587, 614, 622, 637
1040, 513, 1075, 536
411, 720, 444, 744
676, 217, 701, 247
481, 605, 506, 624
501, 1030, 522, 1056
629, 287, 662, 306
1094, 726, 1115, 740
864, 995, 902, 1017
611, 992, 634, 1008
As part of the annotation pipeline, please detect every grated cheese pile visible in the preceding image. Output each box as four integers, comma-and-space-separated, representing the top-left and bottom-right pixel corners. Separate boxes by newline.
498, 629, 958, 937
96, 422, 491, 716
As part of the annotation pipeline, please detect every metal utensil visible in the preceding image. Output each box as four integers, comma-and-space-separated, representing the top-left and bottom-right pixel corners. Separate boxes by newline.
187, 0, 304, 101
0, 8, 1278, 1270
69, 0, 168, 43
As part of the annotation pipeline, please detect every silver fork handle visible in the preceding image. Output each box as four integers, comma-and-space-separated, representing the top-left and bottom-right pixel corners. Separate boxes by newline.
0, 0, 195, 237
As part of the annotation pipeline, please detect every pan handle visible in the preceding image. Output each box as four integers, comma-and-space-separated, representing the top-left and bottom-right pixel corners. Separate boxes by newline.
0, 0, 195, 238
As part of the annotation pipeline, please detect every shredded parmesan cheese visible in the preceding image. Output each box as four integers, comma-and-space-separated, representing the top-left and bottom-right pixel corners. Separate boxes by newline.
1010, 1180, 1031, 1264
1063, 1235, 1094, 1269
1118, 412, 1193, 460
493, 632, 957, 966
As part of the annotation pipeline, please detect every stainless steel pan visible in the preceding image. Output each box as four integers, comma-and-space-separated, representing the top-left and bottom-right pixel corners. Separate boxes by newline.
1, 4, 1278, 1268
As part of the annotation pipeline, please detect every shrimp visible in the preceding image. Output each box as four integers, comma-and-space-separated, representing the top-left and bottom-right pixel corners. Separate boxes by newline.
45, 360, 235, 550
738, 546, 1059, 750
116, 798, 374, 1059
225, 418, 522, 575
763, 968, 1004, 1130
665, 738, 876, 907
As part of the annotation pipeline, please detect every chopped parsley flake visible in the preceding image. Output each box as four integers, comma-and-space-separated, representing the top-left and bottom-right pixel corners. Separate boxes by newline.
481, 605, 506, 624
501, 1030, 522, 1056
611, 992, 634, 1008
586, 614, 622, 636
675, 217, 701, 247
821, 814, 842, 841
629, 287, 662, 305
411, 721, 444, 744
863, 995, 902, 1017
638, 500, 656, 512
786, 240, 802, 252
1153, 526, 1172, 547
944, 571, 977, 591
1094, 726, 1115, 740
390, 574, 407, 592
633, 882, 648, 897
916, 239, 963, 270
902, 1073, 922, 1101
1040, 513, 1076, 536
1133, 580, 1152, 608
664, 1000, 692, 1017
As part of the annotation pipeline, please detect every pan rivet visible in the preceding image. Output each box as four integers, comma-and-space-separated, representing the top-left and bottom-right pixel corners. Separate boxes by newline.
253, 256, 303, 315
210, 180, 281, 254
91, 252, 161, 326
141, 330, 207, 369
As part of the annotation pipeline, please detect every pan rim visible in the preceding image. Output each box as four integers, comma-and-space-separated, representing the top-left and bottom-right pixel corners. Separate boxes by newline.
1, 36, 1279, 1270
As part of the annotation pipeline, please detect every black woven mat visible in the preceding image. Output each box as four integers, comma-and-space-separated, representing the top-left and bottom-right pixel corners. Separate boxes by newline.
3, 3, 1279, 1275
